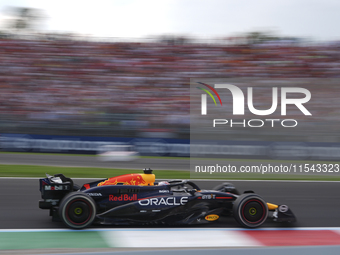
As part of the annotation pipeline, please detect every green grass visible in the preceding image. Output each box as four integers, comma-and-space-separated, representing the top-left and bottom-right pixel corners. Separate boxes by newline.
1, 164, 340, 181
0, 165, 190, 179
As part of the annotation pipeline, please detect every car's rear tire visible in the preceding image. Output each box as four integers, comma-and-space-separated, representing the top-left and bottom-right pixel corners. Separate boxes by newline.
59, 192, 96, 229
233, 194, 268, 228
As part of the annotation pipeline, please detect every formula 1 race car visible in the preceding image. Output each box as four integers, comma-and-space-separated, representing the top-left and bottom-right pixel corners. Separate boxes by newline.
39, 169, 295, 229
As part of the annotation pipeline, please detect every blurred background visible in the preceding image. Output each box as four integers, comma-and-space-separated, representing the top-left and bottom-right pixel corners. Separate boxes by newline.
0, 0, 340, 159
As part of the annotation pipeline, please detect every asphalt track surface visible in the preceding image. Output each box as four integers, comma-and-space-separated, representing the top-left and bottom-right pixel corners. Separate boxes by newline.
1, 178, 340, 229
1, 153, 340, 229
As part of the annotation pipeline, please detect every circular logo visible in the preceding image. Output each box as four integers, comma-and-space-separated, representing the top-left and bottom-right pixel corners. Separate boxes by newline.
249, 207, 257, 215
279, 205, 289, 213
74, 207, 83, 215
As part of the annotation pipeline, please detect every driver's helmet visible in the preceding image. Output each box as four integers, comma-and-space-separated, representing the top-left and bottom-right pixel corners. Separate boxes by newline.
158, 181, 170, 186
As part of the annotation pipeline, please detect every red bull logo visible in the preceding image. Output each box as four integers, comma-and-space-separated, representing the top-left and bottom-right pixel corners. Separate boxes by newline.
109, 194, 137, 201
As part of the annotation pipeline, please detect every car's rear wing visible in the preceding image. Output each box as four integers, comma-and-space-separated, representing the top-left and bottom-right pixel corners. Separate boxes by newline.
39, 174, 73, 209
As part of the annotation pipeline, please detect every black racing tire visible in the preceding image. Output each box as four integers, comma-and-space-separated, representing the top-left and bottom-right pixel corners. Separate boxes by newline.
59, 192, 96, 229
233, 193, 268, 228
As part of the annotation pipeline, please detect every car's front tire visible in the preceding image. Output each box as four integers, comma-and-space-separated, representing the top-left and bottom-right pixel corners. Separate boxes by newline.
233, 193, 268, 228
59, 192, 96, 229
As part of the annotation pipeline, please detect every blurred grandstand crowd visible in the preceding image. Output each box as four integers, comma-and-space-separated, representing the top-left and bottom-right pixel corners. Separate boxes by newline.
1, 37, 340, 141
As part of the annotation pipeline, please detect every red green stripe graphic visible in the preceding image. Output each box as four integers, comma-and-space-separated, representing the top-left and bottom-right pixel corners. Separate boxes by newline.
197, 87, 217, 105
197, 82, 223, 106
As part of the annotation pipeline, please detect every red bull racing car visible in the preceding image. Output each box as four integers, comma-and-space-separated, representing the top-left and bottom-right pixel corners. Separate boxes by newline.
39, 169, 295, 229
